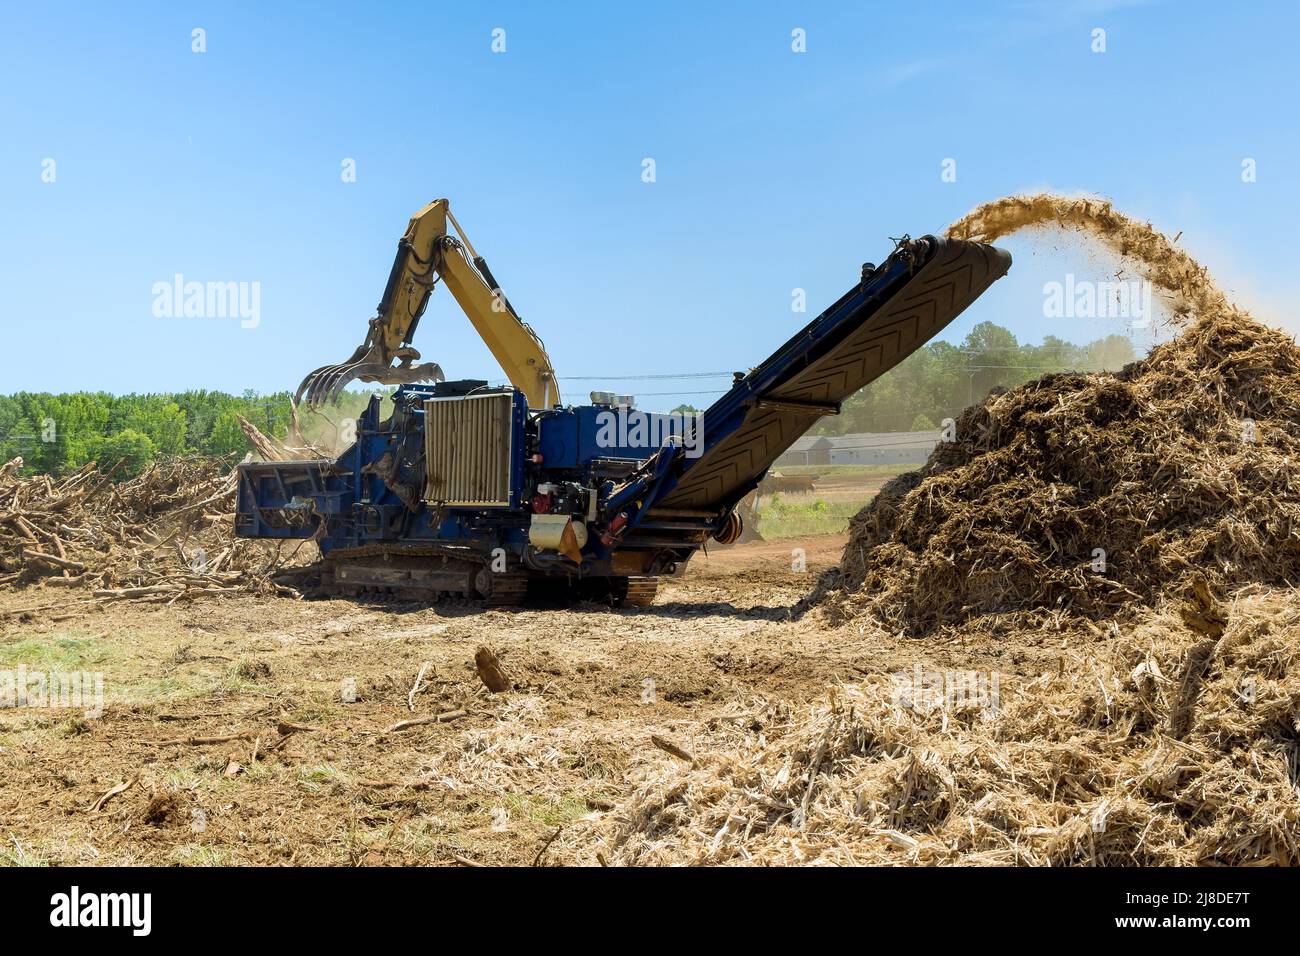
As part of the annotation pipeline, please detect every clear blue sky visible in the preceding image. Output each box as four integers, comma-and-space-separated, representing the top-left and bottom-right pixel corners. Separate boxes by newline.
2, 1, 1296, 409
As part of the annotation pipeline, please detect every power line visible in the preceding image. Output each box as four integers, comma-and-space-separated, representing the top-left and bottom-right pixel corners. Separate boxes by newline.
558, 372, 733, 381
560, 346, 1134, 381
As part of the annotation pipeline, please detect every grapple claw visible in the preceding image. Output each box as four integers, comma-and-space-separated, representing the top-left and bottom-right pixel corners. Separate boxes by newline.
295, 343, 444, 409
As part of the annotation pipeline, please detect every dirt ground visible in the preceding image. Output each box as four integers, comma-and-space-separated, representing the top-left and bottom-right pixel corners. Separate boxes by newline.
0, 532, 1090, 867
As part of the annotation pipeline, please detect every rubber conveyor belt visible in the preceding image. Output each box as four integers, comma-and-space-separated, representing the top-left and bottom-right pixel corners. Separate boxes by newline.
652, 236, 1011, 512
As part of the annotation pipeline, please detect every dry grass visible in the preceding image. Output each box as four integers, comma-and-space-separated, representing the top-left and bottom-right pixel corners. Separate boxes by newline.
561, 588, 1300, 866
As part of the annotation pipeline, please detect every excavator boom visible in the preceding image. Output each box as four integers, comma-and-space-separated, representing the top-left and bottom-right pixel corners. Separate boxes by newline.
296, 199, 560, 409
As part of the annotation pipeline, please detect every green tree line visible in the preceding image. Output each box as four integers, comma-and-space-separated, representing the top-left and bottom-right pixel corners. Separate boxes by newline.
811, 322, 1137, 435
0, 389, 381, 478
0, 390, 297, 477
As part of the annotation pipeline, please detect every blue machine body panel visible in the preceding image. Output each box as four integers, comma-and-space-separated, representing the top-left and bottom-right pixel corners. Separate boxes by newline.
534, 405, 698, 471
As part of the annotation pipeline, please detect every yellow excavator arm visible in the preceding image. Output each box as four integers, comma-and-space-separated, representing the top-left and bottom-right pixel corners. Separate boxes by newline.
296, 199, 561, 409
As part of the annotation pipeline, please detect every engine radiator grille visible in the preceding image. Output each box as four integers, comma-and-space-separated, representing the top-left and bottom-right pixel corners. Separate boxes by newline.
423, 393, 516, 507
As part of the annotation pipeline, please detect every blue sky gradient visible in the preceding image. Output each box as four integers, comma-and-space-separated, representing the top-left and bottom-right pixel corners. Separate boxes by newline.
2, 1, 1296, 408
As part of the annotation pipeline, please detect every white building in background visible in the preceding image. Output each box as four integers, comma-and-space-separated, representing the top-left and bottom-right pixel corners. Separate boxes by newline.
774, 431, 941, 468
